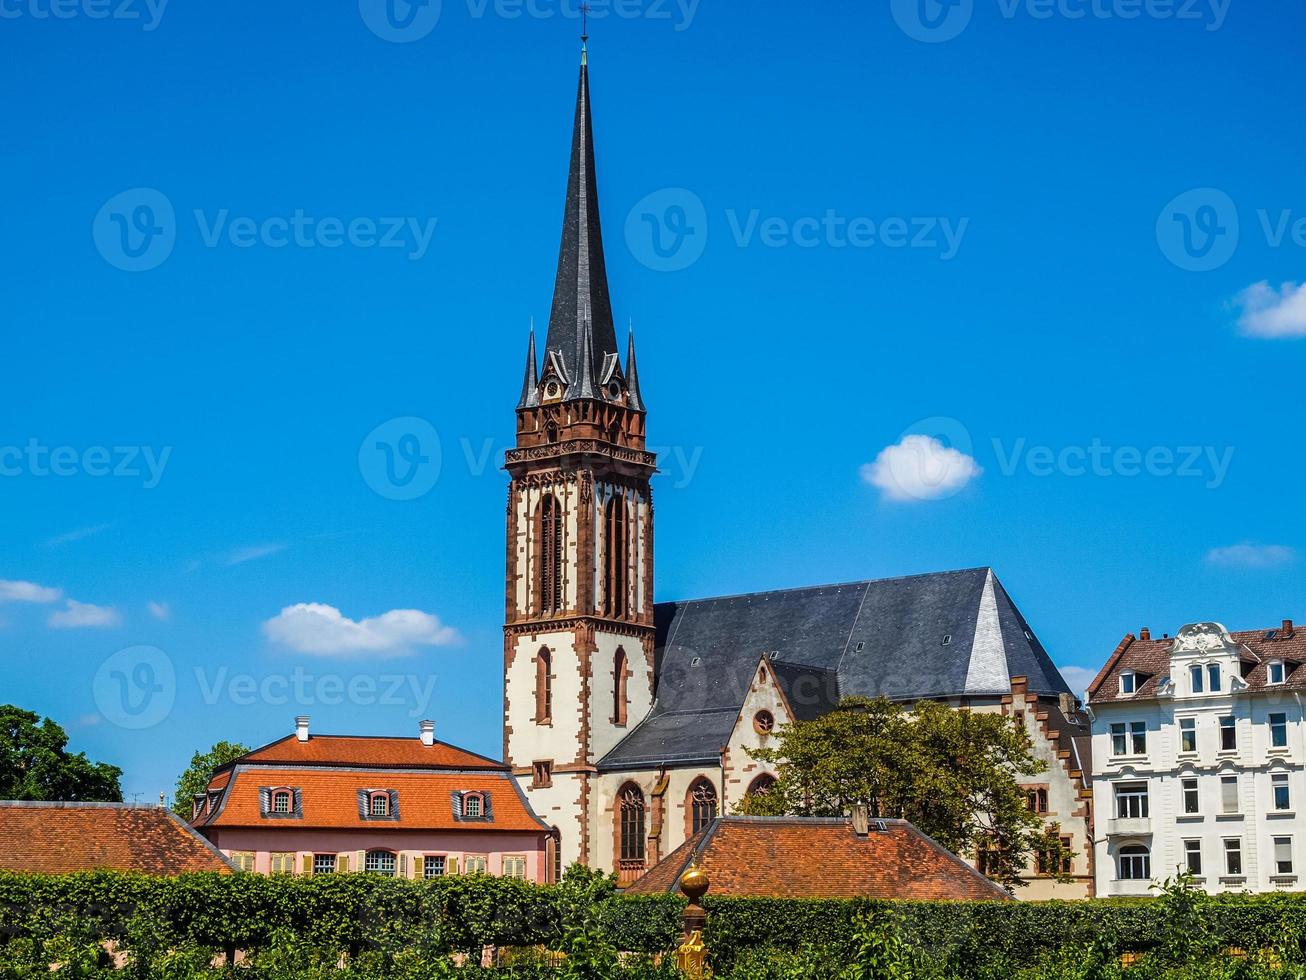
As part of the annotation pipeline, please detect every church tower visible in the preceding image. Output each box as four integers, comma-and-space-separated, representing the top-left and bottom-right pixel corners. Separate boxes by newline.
503, 46, 656, 873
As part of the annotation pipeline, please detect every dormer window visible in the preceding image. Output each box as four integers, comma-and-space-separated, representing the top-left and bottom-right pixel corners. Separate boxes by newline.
370, 792, 390, 817
272, 791, 292, 814
1119, 671, 1137, 695
1270, 661, 1286, 685
464, 793, 484, 818
260, 787, 301, 819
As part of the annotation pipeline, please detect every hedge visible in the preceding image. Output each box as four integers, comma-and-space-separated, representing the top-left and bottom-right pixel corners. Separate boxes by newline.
3, 870, 1306, 973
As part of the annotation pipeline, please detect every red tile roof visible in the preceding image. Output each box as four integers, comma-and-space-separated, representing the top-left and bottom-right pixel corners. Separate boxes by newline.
237, 734, 508, 771
1088, 623, 1306, 704
196, 768, 548, 832
625, 817, 1010, 901
0, 803, 233, 875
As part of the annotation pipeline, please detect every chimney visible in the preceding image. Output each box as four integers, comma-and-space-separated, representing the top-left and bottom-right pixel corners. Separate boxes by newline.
295, 716, 310, 742
419, 720, 436, 747
850, 804, 870, 836
1059, 692, 1078, 717
1283, 620, 1295, 639
1140, 627, 1151, 641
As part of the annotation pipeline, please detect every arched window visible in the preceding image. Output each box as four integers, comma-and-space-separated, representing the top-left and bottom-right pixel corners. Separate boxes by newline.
1118, 844, 1151, 881
463, 793, 485, 818
688, 779, 718, 836
536, 648, 553, 723
602, 495, 628, 618
618, 784, 646, 863
612, 648, 629, 726
365, 850, 396, 876
536, 494, 563, 615
369, 792, 390, 817
271, 790, 292, 813
746, 774, 777, 799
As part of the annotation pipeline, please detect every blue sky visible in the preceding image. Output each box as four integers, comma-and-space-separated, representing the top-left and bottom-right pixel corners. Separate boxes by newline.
2, 0, 1304, 802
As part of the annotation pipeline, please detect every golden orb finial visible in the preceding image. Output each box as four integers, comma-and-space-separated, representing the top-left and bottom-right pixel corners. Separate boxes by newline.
679, 862, 710, 903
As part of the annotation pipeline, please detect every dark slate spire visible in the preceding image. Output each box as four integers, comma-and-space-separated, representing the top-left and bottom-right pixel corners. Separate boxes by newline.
625, 327, 645, 412
517, 325, 540, 409
543, 47, 619, 400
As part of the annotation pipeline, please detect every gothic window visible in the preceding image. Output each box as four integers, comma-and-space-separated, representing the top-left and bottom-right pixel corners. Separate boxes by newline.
536, 648, 553, 724
746, 774, 777, 799
552, 828, 563, 884
618, 784, 646, 862
753, 711, 775, 735
603, 495, 628, 618
612, 648, 629, 726
688, 779, 718, 836
536, 494, 563, 615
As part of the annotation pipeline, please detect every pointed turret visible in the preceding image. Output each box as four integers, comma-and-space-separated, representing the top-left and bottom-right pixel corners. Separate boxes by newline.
543, 46, 619, 400
625, 328, 645, 412
517, 326, 540, 409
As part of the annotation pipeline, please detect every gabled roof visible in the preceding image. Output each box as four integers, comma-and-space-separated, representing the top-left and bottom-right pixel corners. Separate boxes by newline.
1088, 622, 1306, 704
0, 802, 233, 875
232, 734, 508, 772
624, 816, 1009, 901
194, 767, 548, 833
600, 568, 1069, 770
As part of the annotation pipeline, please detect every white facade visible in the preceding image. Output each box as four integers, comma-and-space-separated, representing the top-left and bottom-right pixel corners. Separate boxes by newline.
1091, 622, 1305, 896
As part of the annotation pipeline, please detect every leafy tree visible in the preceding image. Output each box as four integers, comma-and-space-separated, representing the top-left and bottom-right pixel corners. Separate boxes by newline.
171, 741, 249, 817
737, 696, 1073, 889
0, 704, 122, 802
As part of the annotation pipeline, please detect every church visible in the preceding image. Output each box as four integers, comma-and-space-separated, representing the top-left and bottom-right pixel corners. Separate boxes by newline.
501, 46, 1095, 899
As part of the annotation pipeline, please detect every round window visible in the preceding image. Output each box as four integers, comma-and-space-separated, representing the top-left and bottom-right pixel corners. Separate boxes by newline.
754, 710, 775, 735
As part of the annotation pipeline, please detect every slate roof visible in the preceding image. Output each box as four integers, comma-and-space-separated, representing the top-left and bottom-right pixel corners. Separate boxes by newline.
539, 53, 619, 402
0, 802, 233, 875
599, 568, 1070, 771
624, 816, 1009, 901
1087, 622, 1306, 704
194, 767, 549, 833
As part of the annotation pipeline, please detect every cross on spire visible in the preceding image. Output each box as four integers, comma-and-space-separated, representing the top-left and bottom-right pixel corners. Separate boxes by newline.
581, 2, 590, 41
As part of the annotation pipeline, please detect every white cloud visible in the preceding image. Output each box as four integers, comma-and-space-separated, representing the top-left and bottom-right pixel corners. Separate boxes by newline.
147, 601, 171, 622
860, 435, 982, 502
262, 602, 461, 657
1206, 543, 1297, 570
0, 579, 63, 604
48, 599, 123, 630
1233, 281, 1306, 338
225, 543, 286, 566
1057, 665, 1099, 701
43, 523, 113, 547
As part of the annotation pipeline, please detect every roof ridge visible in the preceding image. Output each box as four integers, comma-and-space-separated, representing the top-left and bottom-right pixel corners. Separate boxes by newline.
656, 567, 993, 608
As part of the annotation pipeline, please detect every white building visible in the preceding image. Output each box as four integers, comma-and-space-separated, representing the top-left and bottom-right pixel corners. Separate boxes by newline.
1088, 620, 1305, 896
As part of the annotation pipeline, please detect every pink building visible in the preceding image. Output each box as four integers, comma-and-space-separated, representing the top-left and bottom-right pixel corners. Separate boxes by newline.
192, 717, 554, 882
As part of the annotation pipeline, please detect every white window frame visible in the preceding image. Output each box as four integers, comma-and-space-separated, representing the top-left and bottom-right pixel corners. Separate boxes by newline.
465, 855, 488, 875
1118, 845, 1150, 881
1184, 839, 1202, 876
1115, 783, 1149, 819
1110, 723, 1127, 757
1273, 772, 1292, 811
502, 855, 527, 880
1129, 721, 1147, 756
1274, 836, 1294, 876
1190, 664, 1205, 694
1224, 838, 1243, 877
1221, 775, 1240, 814
1179, 718, 1197, 753
1270, 712, 1289, 749
1219, 716, 1237, 751
1119, 671, 1136, 695
1181, 777, 1199, 815
1269, 661, 1286, 686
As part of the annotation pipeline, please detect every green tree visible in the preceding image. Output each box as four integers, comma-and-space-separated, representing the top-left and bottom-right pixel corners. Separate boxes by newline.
738, 696, 1072, 889
171, 741, 248, 817
0, 704, 122, 802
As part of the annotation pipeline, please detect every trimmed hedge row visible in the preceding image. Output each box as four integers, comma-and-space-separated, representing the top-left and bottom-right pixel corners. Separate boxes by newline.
3, 871, 1306, 972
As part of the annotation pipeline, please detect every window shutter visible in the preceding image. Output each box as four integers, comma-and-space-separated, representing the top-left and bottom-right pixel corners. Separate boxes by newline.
301, 854, 312, 875
451, 791, 464, 819
356, 850, 366, 872
389, 789, 400, 821
293, 789, 303, 817
448, 857, 458, 875
399, 853, 409, 878
337, 854, 349, 873
482, 793, 494, 822
258, 788, 272, 815
357, 790, 369, 819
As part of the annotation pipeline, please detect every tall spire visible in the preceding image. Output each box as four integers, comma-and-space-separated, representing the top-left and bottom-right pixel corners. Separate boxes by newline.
542, 41, 618, 401
517, 322, 540, 409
